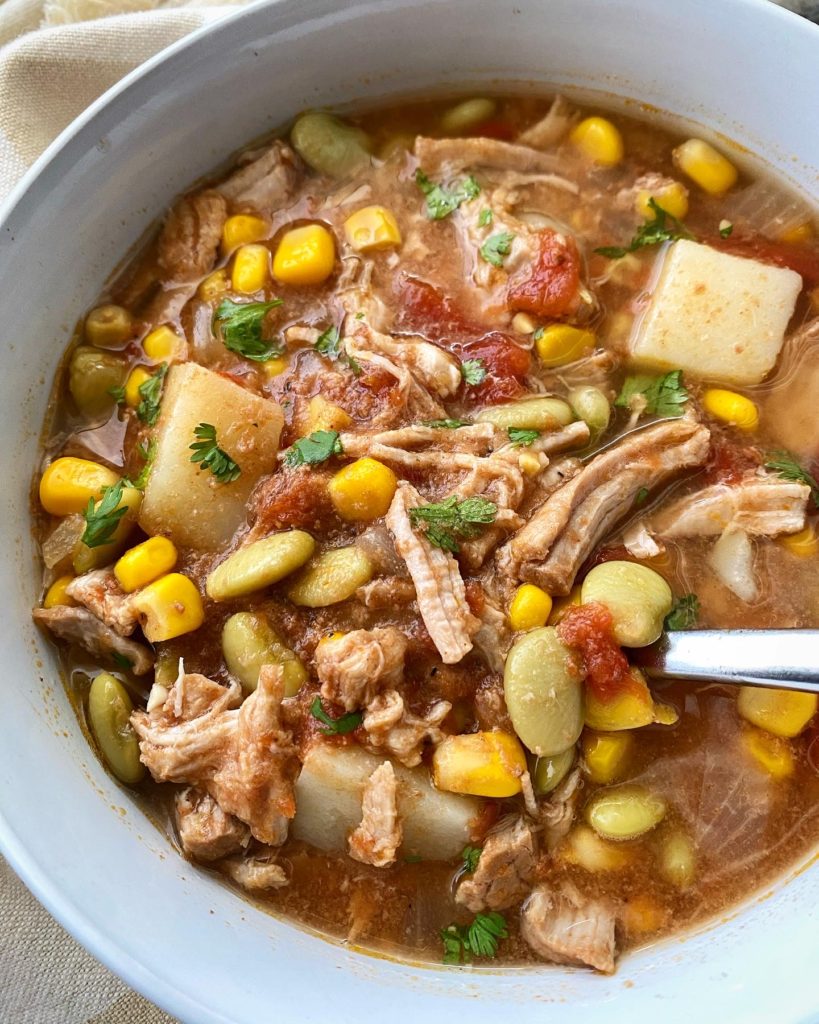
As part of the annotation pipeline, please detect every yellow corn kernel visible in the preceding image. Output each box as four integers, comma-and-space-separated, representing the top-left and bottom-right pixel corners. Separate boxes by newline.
198, 269, 230, 302
635, 180, 689, 221
581, 729, 633, 784
518, 451, 542, 477
509, 584, 553, 631
535, 324, 595, 368
585, 671, 656, 731
432, 731, 527, 798
131, 572, 204, 642
222, 214, 268, 253
114, 536, 178, 593
317, 630, 346, 647
44, 575, 76, 608
232, 243, 271, 293
328, 458, 398, 521
741, 726, 795, 780
702, 388, 759, 431
547, 585, 582, 625
303, 395, 352, 433
737, 686, 817, 738
779, 221, 814, 244
39, 458, 120, 516
559, 824, 633, 872
273, 224, 336, 286
124, 367, 152, 409
673, 138, 738, 195
570, 116, 624, 167
343, 205, 402, 253
143, 324, 184, 363
780, 525, 819, 558
261, 356, 288, 378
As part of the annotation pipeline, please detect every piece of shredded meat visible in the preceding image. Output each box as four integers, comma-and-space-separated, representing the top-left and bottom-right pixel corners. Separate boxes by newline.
32, 606, 154, 674
536, 766, 583, 850
157, 189, 227, 284
218, 139, 301, 211
415, 135, 565, 176
221, 851, 289, 891
316, 627, 408, 711
175, 786, 249, 862
521, 883, 617, 973
65, 568, 138, 637
362, 690, 451, 767
456, 816, 536, 912
348, 761, 403, 868
132, 665, 298, 847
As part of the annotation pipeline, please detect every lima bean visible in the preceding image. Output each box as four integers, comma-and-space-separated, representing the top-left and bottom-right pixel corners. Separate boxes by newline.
477, 397, 573, 432
585, 783, 666, 841
206, 530, 315, 601
532, 746, 575, 795
658, 829, 696, 888
87, 672, 145, 785
567, 385, 611, 434
221, 611, 307, 697
290, 112, 372, 178
581, 560, 672, 647
69, 346, 127, 417
440, 98, 497, 135
286, 546, 373, 607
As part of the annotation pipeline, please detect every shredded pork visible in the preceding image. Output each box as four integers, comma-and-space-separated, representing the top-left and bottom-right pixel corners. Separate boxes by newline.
316, 627, 408, 711
521, 884, 618, 973
348, 761, 402, 867
456, 817, 536, 912
175, 787, 249, 862
32, 606, 154, 674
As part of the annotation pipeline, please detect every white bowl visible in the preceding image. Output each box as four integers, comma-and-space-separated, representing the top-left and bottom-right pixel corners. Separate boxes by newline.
1, 1, 817, 1021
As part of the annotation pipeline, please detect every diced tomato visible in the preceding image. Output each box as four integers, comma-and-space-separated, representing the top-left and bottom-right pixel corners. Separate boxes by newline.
397, 276, 472, 336
704, 438, 761, 485
464, 580, 486, 617
709, 232, 819, 286
474, 118, 515, 141
557, 602, 635, 703
507, 229, 581, 318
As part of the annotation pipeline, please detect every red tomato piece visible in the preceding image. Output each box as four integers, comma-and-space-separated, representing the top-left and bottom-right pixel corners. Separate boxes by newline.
507, 229, 581, 318
557, 602, 635, 703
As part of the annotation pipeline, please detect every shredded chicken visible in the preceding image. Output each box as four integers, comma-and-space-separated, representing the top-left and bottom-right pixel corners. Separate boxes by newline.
132, 665, 298, 846
348, 761, 402, 867
175, 787, 249, 862
456, 817, 536, 912
471, 593, 512, 673
521, 883, 617, 973
362, 690, 451, 767
221, 852, 288, 891
218, 139, 301, 210
355, 577, 417, 609
386, 482, 480, 663
316, 627, 408, 711
32, 606, 154, 674
498, 417, 711, 593
64, 569, 138, 637
157, 189, 227, 284
415, 135, 564, 176
538, 767, 583, 850
517, 95, 577, 149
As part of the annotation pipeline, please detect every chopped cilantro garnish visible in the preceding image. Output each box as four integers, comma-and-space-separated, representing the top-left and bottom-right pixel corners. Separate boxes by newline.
423, 418, 471, 429
615, 370, 688, 418
189, 423, 241, 483
478, 208, 493, 227
81, 480, 128, 549
123, 438, 157, 491
108, 384, 126, 405
310, 696, 362, 735
665, 594, 700, 631
635, 486, 649, 506
508, 427, 539, 448
213, 298, 284, 362
415, 169, 480, 220
284, 429, 343, 468
764, 450, 819, 505
136, 363, 167, 426
408, 495, 497, 553
441, 912, 508, 964
462, 845, 482, 874
461, 358, 487, 386
479, 231, 515, 268
315, 325, 341, 360
595, 198, 694, 259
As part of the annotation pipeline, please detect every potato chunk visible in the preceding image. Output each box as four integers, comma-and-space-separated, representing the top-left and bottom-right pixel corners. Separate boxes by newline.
629, 240, 801, 385
292, 743, 481, 861
140, 363, 283, 549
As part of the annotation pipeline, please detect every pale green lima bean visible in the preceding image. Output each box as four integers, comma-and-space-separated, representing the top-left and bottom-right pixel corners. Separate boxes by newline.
87, 672, 145, 785
206, 530, 315, 601
222, 611, 307, 697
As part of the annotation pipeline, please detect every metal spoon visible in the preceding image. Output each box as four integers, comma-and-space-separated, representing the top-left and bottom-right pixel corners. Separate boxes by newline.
631, 629, 819, 694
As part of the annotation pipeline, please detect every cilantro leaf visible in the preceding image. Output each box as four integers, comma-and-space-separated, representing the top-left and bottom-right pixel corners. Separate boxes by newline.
123, 438, 157, 491
284, 430, 343, 468
764, 450, 819, 505
719, 220, 734, 239
635, 486, 649, 506
508, 427, 539, 448
315, 325, 341, 360
408, 495, 497, 553
478, 208, 493, 227
310, 696, 362, 735
81, 480, 128, 549
423, 418, 471, 429
461, 358, 487, 386
440, 912, 508, 964
189, 423, 241, 483
665, 593, 700, 631
108, 384, 126, 405
615, 370, 688, 418
415, 169, 480, 220
112, 651, 133, 671
136, 363, 168, 426
595, 198, 694, 259
214, 298, 284, 362
479, 231, 515, 268
462, 845, 481, 873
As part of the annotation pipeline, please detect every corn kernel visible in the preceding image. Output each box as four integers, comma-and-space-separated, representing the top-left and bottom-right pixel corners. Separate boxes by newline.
673, 138, 738, 195
780, 525, 819, 558
535, 324, 595, 368
702, 388, 759, 431
124, 367, 152, 409
328, 458, 398, 521
737, 686, 817, 738
570, 116, 624, 167
432, 731, 527, 798
131, 573, 204, 642
273, 224, 336, 286
635, 180, 689, 220
585, 671, 656, 731
582, 729, 633, 784
222, 214, 268, 253
518, 452, 542, 477
143, 325, 184, 363
198, 269, 230, 302
741, 726, 795, 779
509, 584, 553, 631
303, 395, 351, 434
114, 536, 178, 593
547, 585, 582, 625
232, 243, 271, 293
317, 630, 346, 647
343, 206, 402, 253
559, 824, 633, 872
44, 575, 76, 608
39, 457, 120, 516
779, 221, 814, 244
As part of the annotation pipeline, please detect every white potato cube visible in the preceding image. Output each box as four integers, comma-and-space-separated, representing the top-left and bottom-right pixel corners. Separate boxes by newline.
292, 743, 481, 861
140, 363, 283, 550
629, 239, 802, 385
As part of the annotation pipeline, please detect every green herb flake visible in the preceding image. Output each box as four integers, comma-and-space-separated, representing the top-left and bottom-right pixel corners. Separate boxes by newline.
123, 438, 157, 491
665, 593, 700, 631
461, 358, 487, 386
284, 429, 344, 468
189, 423, 241, 484
112, 651, 134, 671
441, 912, 508, 965
479, 231, 515, 268
595, 198, 694, 259
408, 495, 497, 553
213, 298, 284, 362
136, 363, 168, 426
719, 220, 734, 238
615, 369, 688, 418
764, 450, 819, 505
309, 696, 363, 736
423, 418, 471, 429
108, 384, 126, 405
81, 480, 128, 549
508, 427, 539, 448
315, 325, 341, 360
462, 845, 482, 874
635, 486, 649, 506
478, 208, 493, 227
415, 168, 480, 220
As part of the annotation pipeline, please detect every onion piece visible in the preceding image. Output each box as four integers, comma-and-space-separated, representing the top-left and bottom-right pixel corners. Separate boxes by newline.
709, 528, 758, 602
42, 515, 84, 570
722, 179, 815, 240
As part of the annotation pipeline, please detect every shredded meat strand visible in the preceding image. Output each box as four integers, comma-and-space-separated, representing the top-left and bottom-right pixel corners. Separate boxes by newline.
348, 761, 403, 867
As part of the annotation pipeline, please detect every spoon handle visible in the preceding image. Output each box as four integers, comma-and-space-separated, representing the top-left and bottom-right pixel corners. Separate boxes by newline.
632, 629, 819, 694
